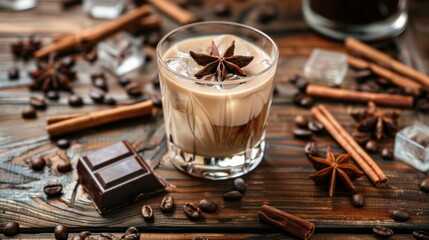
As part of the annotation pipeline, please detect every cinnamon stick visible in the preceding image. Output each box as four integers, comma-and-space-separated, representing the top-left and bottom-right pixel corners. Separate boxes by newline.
345, 37, 429, 87
46, 100, 153, 137
46, 113, 84, 125
306, 84, 414, 108
311, 105, 387, 187
348, 56, 421, 95
258, 205, 315, 240
36, 5, 152, 59
148, 0, 196, 25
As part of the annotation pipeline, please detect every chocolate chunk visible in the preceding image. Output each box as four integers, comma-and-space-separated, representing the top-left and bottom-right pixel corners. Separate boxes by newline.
44, 183, 63, 197
76, 141, 166, 213
30, 157, 46, 171
351, 193, 365, 208
8, 67, 20, 80
223, 190, 242, 201
420, 177, 429, 192
160, 194, 175, 212
233, 178, 247, 192
68, 94, 84, 107
294, 115, 309, 129
141, 205, 154, 220
22, 107, 37, 119
292, 129, 312, 140
198, 199, 218, 213
391, 209, 410, 222
30, 95, 47, 110
3, 221, 20, 236
381, 148, 393, 160
56, 139, 70, 149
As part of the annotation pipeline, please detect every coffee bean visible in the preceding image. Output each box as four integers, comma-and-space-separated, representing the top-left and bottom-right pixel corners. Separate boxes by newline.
71, 235, 83, 240
296, 78, 309, 92
192, 237, 208, 240
353, 132, 369, 146
30, 95, 47, 110
300, 96, 314, 108
289, 75, 301, 84
419, 177, 429, 192
8, 67, 20, 80
372, 226, 394, 239
308, 120, 324, 134
22, 107, 37, 119
3, 221, 20, 236
54, 224, 68, 240
294, 115, 309, 129
62, 56, 76, 68
413, 230, 429, 240
99, 232, 118, 240
365, 140, 378, 153
56, 139, 70, 149
44, 183, 63, 197
91, 73, 108, 91
105, 97, 117, 106
183, 203, 202, 219
292, 129, 312, 140
123, 227, 140, 240
142, 205, 154, 220
304, 141, 318, 155
213, 2, 231, 16
30, 157, 46, 171
126, 82, 142, 97
257, 3, 278, 23
46, 91, 60, 100
89, 87, 106, 103
223, 190, 242, 201
160, 194, 175, 212
57, 162, 72, 173
118, 78, 131, 87
391, 209, 410, 222
79, 231, 92, 239
233, 178, 247, 192
351, 193, 365, 208
292, 92, 305, 105
381, 148, 393, 160
68, 94, 84, 107
198, 199, 218, 213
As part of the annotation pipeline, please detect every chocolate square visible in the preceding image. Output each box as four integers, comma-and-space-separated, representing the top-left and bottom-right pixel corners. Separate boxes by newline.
77, 140, 166, 214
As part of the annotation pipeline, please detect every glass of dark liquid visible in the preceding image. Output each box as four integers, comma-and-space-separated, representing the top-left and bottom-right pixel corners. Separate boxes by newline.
303, 0, 408, 41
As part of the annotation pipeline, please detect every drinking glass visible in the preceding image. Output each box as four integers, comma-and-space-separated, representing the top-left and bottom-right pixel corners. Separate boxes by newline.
156, 21, 279, 179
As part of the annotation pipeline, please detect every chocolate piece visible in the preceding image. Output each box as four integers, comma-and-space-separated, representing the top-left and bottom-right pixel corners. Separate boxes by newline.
77, 141, 166, 213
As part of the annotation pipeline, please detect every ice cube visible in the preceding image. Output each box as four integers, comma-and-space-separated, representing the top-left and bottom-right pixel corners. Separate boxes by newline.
166, 57, 193, 77
213, 34, 252, 57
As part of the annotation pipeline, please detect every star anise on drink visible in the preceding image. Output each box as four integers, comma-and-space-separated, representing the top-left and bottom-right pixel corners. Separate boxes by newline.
350, 101, 400, 140
10, 36, 42, 61
29, 56, 77, 93
189, 41, 254, 81
308, 148, 363, 197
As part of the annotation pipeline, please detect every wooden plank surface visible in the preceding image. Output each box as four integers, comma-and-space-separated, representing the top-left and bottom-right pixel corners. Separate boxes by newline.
1, 0, 429, 239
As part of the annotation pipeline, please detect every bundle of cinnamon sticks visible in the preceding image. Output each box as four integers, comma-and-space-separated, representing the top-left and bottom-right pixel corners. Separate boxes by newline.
311, 104, 387, 187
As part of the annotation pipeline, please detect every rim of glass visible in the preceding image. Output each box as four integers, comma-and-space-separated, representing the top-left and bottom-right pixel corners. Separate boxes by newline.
156, 21, 279, 85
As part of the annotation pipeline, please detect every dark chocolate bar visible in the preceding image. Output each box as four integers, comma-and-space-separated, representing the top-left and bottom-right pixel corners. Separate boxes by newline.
77, 140, 166, 213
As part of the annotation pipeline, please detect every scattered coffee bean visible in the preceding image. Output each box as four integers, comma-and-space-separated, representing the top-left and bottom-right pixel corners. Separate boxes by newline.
381, 148, 393, 160
223, 190, 242, 201
79, 231, 92, 239
213, 2, 231, 16
351, 193, 365, 208
292, 92, 305, 105
46, 91, 60, 100
160, 194, 175, 212
391, 209, 410, 222
30, 95, 47, 110
292, 129, 312, 140
118, 78, 131, 87
89, 87, 106, 103
84, 48, 97, 63
192, 237, 208, 240
294, 115, 309, 129
91, 73, 108, 91
365, 140, 378, 153
71, 235, 83, 240
413, 230, 429, 240
56, 139, 70, 149
99, 232, 118, 240
419, 177, 429, 192
57, 162, 72, 173
308, 120, 324, 134
183, 203, 202, 219
54, 224, 68, 240
3, 221, 20, 236
257, 3, 278, 23
126, 82, 142, 97
353, 132, 369, 146
295, 78, 309, 92
123, 227, 140, 240
372, 226, 394, 239
300, 95, 314, 108
105, 97, 117, 106
30, 157, 46, 171
233, 178, 247, 192
289, 75, 301, 84
198, 199, 218, 213
44, 183, 63, 197
8, 67, 20, 80
22, 107, 37, 119
62, 56, 76, 68
68, 94, 84, 107
142, 205, 154, 220
304, 141, 318, 155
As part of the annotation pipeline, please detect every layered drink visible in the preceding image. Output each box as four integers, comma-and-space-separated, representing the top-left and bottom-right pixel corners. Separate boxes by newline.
156, 22, 278, 179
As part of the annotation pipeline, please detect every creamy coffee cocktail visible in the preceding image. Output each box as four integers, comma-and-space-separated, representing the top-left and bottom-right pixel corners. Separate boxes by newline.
157, 22, 278, 179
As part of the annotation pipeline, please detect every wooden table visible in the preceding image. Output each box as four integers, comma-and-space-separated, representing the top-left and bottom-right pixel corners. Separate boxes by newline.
1, 1, 429, 239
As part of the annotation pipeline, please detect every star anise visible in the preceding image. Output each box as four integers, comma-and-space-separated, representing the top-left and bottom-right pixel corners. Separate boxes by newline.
11, 36, 42, 61
29, 56, 77, 93
189, 41, 254, 81
351, 101, 400, 140
308, 149, 363, 197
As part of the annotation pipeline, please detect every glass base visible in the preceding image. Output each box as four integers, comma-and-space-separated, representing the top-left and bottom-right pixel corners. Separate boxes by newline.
302, 0, 408, 41
168, 140, 265, 180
